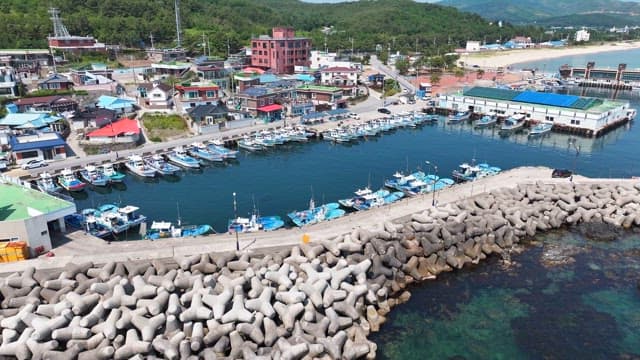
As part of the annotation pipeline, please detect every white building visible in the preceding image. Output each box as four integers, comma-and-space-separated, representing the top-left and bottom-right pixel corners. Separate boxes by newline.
0, 67, 18, 97
310, 50, 362, 71
575, 29, 590, 42
440, 87, 634, 137
465, 41, 481, 52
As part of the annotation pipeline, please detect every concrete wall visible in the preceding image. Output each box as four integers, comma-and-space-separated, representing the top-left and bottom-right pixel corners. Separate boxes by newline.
0, 216, 52, 257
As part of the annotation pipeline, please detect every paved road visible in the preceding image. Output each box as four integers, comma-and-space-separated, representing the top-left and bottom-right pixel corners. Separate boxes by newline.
370, 55, 416, 93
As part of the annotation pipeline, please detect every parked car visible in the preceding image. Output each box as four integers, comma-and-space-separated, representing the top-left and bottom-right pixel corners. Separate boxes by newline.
0, 160, 7, 171
348, 113, 360, 120
377, 107, 391, 114
552, 169, 572, 178
21, 159, 47, 170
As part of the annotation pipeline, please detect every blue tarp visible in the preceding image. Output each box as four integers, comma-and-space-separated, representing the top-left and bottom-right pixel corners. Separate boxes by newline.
513, 91, 579, 108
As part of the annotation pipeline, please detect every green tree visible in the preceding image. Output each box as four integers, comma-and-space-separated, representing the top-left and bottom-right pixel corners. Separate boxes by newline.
395, 58, 410, 75
430, 72, 441, 87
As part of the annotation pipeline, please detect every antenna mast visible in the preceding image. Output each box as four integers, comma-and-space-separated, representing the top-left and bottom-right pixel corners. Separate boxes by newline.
175, 0, 182, 48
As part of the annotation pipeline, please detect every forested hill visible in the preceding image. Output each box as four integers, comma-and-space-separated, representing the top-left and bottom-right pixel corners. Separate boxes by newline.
438, 0, 640, 26
0, 0, 544, 56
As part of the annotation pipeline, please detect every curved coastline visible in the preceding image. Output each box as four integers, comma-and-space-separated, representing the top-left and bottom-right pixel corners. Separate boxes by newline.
0, 168, 639, 358
460, 41, 640, 69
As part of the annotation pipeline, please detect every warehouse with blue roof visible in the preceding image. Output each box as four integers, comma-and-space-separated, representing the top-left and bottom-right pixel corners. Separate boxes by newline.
440, 87, 636, 137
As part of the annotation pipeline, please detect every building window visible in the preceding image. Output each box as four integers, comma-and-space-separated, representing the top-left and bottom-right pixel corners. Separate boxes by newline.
20, 150, 39, 159
206, 90, 215, 98
41, 230, 48, 236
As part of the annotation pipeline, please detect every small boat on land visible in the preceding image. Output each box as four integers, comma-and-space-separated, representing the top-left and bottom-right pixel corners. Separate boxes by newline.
474, 114, 498, 128
189, 142, 224, 162
528, 122, 553, 136
166, 146, 201, 168
36, 172, 61, 193
125, 155, 157, 177
144, 154, 180, 176
288, 199, 345, 227
145, 221, 213, 240
500, 113, 527, 134
101, 163, 125, 183
57, 168, 86, 192
447, 110, 471, 124
79, 165, 109, 187
228, 213, 285, 233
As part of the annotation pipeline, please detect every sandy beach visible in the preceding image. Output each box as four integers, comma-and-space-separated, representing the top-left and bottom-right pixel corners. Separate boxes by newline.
460, 41, 640, 69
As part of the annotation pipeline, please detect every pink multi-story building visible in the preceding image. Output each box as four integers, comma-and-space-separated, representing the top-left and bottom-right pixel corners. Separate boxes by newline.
251, 27, 311, 74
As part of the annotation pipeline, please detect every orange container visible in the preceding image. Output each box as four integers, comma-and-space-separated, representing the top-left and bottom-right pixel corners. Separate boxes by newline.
0, 241, 29, 262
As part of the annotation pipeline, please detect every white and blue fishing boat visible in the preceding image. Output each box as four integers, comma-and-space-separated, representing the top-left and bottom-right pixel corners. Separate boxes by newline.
145, 221, 212, 240
125, 155, 156, 177
383, 191, 405, 204
477, 163, 502, 176
189, 142, 224, 162
144, 154, 180, 176
207, 143, 239, 159
57, 168, 86, 192
288, 199, 345, 227
101, 163, 126, 183
167, 146, 201, 168
64, 209, 112, 239
474, 114, 498, 128
528, 122, 553, 136
384, 171, 426, 192
453, 161, 500, 182
447, 110, 471, 124
500, 113, 527, 133
237, 137, 264, 152
228, 213, 285, 233
95, 204, 130, 234
339, 187, 388, 211
79, 165, 109, 187
36, 172, 61, 194
433, 177, 455, 191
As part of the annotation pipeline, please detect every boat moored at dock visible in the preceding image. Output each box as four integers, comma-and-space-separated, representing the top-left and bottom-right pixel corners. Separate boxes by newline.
528, 122, 553, 137
452, 161, 501, 182
189, 142, 224, 162
499, 113, 527, 134
101, 163, 126, 183
166, 146, 201, 168
145, 221, 213, 240
36, 172, 61, 194
57, 168, 86, 192
228, 213, 285, 233
474, 113, 498, 128
288, 199, 346, 227
207, 143, 239, 159
79, 165, 109, 187
447, 110, 472, 124
125, 155, 157, 177
144, 154, 181, 176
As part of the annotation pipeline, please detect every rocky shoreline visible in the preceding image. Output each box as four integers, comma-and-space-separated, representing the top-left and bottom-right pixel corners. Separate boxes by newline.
0, 181, 639, 359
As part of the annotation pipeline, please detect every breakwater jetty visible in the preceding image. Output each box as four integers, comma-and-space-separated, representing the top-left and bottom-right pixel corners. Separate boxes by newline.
0, 168, 639, 359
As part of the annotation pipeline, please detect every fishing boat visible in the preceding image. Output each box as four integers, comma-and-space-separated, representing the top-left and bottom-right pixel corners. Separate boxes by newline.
166, 146, 201, 168
57, 168, 86, 192
384, 171, 425, 192
95, 204, 130, 234
452, 161, 500, 182
228, 213, 285, 233
101, 163, 125, 183
79, 165, 110, 187
145, 221, 213, 240
500, 113, 527, 133
474, 114, 498, 128
36, 172, 61, 193
339, 187, 389, 211
189, 142, 224, 162
125, 155, 156, 177
447, 110, 471, 124
207, 143, 239, 159
237, 137, 264, 152
144, 154, 180, 176
383, 191, 405, 204
64, 209, 112, 239
528, 122, 553, 136
288, 199, 345, 227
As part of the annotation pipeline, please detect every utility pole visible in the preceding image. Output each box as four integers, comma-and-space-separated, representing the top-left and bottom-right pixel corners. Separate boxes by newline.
149, 33, 155, 50
350, 37, 354, 56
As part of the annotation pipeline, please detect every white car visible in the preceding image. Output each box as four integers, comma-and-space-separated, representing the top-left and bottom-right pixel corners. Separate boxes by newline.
21, 159, 47, 170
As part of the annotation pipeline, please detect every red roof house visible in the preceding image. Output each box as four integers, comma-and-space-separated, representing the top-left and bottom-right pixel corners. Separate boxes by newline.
86, 118, 140, 144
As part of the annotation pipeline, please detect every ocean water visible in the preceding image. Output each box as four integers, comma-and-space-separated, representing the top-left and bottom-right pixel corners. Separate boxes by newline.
512, 47, 640, 74
370, 229, 640, 360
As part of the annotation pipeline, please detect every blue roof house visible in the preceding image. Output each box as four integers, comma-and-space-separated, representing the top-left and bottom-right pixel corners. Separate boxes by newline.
96, 95, 136, 114
9, 132, 67, 165
0, 113, 64, 132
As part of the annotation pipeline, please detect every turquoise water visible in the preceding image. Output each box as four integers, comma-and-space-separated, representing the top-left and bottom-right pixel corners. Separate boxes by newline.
370, 229, 640, 359
512, 47, 640, 74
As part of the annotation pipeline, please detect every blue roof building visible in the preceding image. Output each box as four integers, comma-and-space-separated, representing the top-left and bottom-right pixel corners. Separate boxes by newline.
96, 95, 136, 114
9, 132, 67, 164
0, 112, 63, 130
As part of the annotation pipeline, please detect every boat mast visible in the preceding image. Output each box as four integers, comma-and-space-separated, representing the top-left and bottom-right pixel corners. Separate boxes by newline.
176, 202, 181, 227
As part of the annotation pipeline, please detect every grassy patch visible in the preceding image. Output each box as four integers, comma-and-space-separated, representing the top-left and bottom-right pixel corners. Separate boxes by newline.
142, 114, 189, 142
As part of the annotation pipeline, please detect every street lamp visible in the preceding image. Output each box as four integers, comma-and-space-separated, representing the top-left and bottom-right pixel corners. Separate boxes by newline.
232, 192, 239, 251
425, 160, 438, 206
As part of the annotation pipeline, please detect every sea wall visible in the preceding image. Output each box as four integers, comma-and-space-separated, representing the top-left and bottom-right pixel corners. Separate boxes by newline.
0, 181, 639, 359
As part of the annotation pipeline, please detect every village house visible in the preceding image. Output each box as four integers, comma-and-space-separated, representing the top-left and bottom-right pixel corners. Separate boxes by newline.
296, 85, 347, 110
85, 118, 140, 144
151, 61, 190, 80
137, 82, 174, 110
37, 74, 73, 91
0, 112, 66, 133
95, 95, 136, 115
0, 49, 51, 80
187, 104, 230, 134
12, 95, 78, 113
9, 132, 67, 164
0, 67, 19, 97
175, 83, 221, 112
74, 108, 117, 128
70, 63, 114, 86
319, 67, 360, 97
232, 68, 264, 93
234, 86, 295, 120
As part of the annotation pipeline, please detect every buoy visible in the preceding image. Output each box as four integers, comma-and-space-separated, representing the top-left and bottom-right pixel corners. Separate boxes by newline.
302, 233, 310, 244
